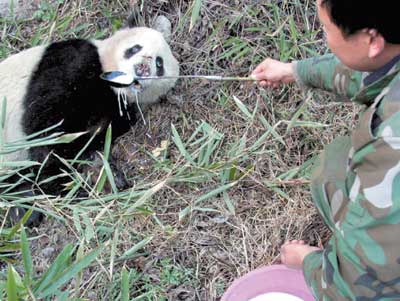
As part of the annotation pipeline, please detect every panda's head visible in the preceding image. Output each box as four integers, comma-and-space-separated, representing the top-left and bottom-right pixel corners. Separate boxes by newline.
96, 16, 179, 105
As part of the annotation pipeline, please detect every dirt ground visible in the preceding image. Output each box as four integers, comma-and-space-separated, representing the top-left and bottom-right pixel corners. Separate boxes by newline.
1, 0, 359, 300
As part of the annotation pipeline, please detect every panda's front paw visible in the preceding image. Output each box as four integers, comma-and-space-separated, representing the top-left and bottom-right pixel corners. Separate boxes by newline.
9, 207, 44, 227
111, 162, 129, 191
81, 153, 130, 193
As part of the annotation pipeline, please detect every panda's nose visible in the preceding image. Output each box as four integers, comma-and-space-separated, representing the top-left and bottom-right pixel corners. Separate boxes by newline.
134, 63, 151, 77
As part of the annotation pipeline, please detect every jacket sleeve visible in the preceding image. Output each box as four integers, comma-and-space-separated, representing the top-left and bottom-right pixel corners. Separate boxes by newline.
293, 54, 364, 101
302, 242, 354, 300
302, 87, 400, 300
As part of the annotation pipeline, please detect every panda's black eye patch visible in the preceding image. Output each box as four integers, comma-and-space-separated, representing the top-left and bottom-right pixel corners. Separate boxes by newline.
156, 56, 164, 76
124, 45, 142, 59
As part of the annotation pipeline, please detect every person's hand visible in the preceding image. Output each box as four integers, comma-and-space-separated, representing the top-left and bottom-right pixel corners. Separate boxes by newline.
280, 240, 322, 269
251, 58, 295, 88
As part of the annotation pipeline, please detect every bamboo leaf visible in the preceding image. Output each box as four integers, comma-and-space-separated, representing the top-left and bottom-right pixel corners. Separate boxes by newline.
20, 227, 33, 285
232, 95, 252, 119
126, 180, 166, 215
101, 153, 118, 194
290, 120, 328, 128
34, 244, 75, 293
286, 91, 312, 133
258, 115, 285, 146
72, 208, 83, 236
0, 244, 21, 252
110, 227, 119, 279
179, 181, 238, 220
7, 209, 32, 240
266, 184, 291, 201
38, 246, 103, 298
249, 129, 272, 151
82, 214, 95, 242
55, 291, 69, 301
7, 265, 19, 301
223, 191, 235, 215
72, 128, 100, 162
103, 124, 112, 160
121, 267, 129, 301
0, 161, 40, 168
178, 206, 191, 221
14, 120, 63, 142
51, 131, 87, 144
95, 166, 107, 193
118, 237, 153, 261
171, 124, 194, 164
189, 0, 202, 32
74, 242, 85, 299
277, 167, 300, 181
197, 181, 238, 203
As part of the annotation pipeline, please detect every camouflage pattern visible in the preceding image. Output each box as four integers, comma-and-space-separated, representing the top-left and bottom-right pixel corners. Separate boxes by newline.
294, 53, 400, 300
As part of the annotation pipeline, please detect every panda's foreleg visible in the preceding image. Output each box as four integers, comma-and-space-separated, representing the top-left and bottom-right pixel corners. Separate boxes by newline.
78, 150, 129, 193
82, 103, 136, 187
27, 144, 73, 195
5, 144, 58, 226
90, 113, 136, 192
8, 199, 45, 227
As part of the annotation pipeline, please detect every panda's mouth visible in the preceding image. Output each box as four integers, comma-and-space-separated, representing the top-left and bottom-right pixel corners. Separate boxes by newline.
100, 70, 150, 92
131, 63, 151, 92
132, 80, 143, 92
134, 63, 151, 78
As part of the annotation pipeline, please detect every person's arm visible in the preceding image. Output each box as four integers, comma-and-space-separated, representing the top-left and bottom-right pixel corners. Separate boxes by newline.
302, 244, 354, 300
294, 54, 363, 100
252, 54, 364, 100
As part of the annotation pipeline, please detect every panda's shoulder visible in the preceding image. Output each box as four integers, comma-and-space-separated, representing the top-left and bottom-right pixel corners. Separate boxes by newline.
44, 39, 98, 55
27, 39, 106, 87
39, 39, 101, 69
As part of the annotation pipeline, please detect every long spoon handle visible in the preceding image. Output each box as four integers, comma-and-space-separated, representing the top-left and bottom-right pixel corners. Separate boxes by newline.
100, 71, 256, 88
134, 75, 255, 81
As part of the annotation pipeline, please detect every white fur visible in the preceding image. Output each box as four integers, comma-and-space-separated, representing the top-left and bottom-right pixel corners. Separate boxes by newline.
0, 25, 179, 164
0, 46, 46, 162
94, 27, 179, 105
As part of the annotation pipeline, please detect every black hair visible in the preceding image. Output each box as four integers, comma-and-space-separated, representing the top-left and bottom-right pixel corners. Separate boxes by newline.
320, 0, 400, 44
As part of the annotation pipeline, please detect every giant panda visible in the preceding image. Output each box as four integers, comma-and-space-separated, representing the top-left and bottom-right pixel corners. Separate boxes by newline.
0, 16, 179, 224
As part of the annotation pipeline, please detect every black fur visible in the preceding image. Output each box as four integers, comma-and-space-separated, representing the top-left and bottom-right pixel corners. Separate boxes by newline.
124, 44, 142, 59
21, 39, 137, 193
156, 57, 164, 76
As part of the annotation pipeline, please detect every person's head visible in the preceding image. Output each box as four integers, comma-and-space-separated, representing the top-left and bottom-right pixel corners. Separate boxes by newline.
317, 0, 400, 71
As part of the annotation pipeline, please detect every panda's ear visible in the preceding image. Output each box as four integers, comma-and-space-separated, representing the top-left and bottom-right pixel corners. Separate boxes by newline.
127, 11, 144, 28
152, 16, 172, 43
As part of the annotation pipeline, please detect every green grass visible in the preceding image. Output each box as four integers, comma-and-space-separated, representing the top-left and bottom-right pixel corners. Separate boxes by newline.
119, 258, 196, 301
0, 0, 357, 299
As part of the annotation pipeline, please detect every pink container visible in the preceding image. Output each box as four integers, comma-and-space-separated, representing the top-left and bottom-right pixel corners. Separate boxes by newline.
221, 265, 315, 301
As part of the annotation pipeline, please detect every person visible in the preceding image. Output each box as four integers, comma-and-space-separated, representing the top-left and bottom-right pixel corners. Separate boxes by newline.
251, 0, 400, 300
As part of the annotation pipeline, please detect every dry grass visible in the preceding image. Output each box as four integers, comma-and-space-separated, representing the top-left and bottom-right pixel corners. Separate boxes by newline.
0, 0, 359, 300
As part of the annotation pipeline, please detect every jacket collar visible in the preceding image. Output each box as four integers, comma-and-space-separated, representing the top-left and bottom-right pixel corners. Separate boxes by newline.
352, 55, 400, 105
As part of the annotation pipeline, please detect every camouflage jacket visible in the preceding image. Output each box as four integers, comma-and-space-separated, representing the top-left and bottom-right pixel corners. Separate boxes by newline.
293, 54, 400, 301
